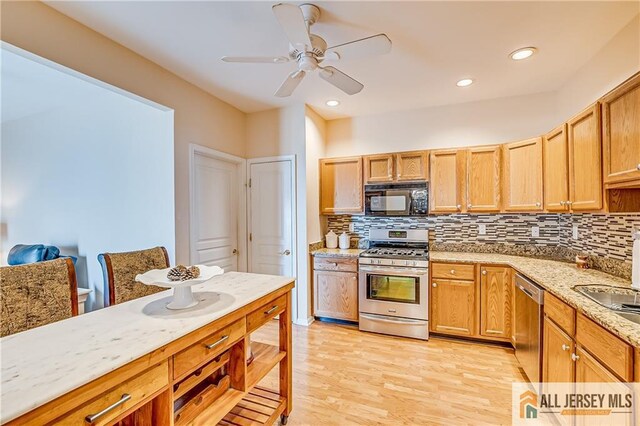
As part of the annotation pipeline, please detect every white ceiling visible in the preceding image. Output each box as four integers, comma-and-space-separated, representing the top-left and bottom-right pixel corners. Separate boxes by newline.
46, 1, 639, 120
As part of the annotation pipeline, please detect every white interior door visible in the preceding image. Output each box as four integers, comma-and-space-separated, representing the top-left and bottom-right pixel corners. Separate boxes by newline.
191, 149, 242, 271
249, 159, 295, 278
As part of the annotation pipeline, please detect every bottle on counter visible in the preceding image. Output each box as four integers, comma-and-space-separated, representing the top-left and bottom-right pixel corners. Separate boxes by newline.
339, 232, 350, 250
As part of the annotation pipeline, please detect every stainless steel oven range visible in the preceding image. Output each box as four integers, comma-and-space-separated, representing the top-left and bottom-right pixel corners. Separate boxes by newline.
358, 227, 429, 340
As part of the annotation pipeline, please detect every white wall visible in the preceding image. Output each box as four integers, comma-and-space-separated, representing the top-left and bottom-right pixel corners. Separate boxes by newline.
325, 91, 558, 157
246, 105, 310, 324
556, 14, 640, 119
1, 49, 174, 311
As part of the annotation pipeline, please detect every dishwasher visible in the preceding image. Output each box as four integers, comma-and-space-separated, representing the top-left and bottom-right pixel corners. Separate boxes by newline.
514, 273, 545, 383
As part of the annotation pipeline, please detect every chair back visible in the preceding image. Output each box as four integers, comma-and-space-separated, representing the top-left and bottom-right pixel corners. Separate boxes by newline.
0, 258, 78, 337
99, 247, 169, 306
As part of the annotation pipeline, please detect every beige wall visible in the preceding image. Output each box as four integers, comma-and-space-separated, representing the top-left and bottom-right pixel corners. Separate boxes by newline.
304, 107, 327, 245
325, 91, 558, 157
556, 14, 640, 119
1, 1, 247, 264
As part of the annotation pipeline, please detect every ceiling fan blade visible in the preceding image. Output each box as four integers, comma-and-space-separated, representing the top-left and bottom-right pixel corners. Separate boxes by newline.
274, 70, 306, 97
318, 66, 364, 95
272, 3, 312, 50
221, 56, 290, 64
325, 34, 392, 61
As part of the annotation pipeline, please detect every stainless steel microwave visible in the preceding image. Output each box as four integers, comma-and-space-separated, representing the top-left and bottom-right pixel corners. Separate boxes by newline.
364, 182, 428, 216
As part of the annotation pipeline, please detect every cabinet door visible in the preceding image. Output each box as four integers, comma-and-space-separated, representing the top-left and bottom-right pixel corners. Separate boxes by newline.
314, 271, 358, 321
466, 146, 501, 212
601, 72, 640, 186
430, 278, 475, 336
480, 266, 511, 339
320, 157, 363, 214
364, 154, 394, 183
542, 316, 575, 383
568, 103, 603, 211
396, 151, 428, 181
429, 150, 466, 213
543, 124, 569, 212
502, 137, 544, 212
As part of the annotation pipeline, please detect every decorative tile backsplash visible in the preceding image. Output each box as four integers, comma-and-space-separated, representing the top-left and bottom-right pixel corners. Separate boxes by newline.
326, 213, 640, 278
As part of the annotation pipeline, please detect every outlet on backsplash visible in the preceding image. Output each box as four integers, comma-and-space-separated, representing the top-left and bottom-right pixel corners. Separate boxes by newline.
572, 225, 579, 240
531, 226, 540, 238
349, 223, 355, 232
478, 224, 487, 235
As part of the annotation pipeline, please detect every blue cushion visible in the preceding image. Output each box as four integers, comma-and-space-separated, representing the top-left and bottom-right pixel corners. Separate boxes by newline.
8, 244, 55, 265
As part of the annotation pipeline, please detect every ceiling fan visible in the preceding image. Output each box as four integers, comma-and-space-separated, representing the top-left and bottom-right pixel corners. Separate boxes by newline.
221, 3, 392, 97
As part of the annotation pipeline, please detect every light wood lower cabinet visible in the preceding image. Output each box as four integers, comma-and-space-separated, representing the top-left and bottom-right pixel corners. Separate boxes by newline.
313, 270, 358, 321
542, 316, 575, 383
430, 278, 476, 336
479, 266, 511, 339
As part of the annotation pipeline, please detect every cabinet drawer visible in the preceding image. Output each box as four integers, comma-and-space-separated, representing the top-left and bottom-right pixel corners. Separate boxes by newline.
431, 262, 475, 280
57, 361, 168, 425
314, 256, 358, 272
173, 318, 245, 380
544, 292, 576, 336
576, 313, 633, 381
247, 294, 287, 333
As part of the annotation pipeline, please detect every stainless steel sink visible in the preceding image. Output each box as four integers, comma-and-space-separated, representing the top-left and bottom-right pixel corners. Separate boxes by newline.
573, 285, 640, 325
573, 285, 640, 311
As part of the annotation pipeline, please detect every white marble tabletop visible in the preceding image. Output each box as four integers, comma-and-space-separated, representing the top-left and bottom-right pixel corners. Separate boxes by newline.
0, 272, 294, 423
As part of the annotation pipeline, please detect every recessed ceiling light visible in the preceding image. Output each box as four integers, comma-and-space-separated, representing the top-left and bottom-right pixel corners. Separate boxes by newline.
456, 78, 474, 87
510, 47, 537, 60
326, 100, 340, 107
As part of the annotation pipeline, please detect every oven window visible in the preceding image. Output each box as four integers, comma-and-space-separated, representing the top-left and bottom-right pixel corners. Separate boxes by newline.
367, 274, 419, 304
370, 195, 407, 212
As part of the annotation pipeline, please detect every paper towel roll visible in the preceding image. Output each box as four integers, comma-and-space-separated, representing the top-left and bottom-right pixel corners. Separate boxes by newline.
633, 230, 640, 289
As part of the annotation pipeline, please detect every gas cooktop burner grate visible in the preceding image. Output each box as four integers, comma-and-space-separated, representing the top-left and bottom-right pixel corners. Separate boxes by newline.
361, 247, 429, 259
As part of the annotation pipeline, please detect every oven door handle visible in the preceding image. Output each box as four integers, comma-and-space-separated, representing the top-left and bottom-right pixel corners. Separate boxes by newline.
360, 313, 427, 324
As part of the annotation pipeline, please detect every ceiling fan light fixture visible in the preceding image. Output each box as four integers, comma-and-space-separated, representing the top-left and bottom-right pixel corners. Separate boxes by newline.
510, 47, 537, 60
326, 100, 340, 107
456, 78, 474, 87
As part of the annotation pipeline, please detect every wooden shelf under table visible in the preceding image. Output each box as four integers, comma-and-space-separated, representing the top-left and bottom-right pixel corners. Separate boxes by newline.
246, 341, 286, 390
219, 387, 286, 426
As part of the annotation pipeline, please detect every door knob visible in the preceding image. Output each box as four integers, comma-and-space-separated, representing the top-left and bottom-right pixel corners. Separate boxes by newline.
232, 249, 238, 255
282, 249, 291, 256
561, 344, 570, 351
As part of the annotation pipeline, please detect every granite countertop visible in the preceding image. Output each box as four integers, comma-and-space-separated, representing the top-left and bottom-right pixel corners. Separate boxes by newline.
0, 272, 294, 424
311, 248, 364, 258
430, 251, 639, 347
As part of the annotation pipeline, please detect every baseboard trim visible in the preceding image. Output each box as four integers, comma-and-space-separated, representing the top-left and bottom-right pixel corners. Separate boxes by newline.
293, 316, 314, 327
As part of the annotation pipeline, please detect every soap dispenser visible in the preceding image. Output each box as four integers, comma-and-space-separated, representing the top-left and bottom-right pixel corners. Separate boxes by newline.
633, 229, 640, 290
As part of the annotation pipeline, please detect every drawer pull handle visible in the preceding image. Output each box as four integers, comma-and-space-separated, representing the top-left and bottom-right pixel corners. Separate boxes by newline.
204, 335, 229, 350
85, 393, 131, 424
265, 305, 279, 315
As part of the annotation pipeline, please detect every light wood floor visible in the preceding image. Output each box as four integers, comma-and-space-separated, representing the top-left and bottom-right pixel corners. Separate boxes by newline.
252, 320, 527, 425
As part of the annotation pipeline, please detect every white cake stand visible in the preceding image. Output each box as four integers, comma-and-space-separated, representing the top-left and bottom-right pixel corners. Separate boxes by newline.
135, 265, 224, 310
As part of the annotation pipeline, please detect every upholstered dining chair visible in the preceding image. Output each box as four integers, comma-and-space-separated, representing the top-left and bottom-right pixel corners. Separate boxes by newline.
98, 246, 170, 306
0, 258, 79, 337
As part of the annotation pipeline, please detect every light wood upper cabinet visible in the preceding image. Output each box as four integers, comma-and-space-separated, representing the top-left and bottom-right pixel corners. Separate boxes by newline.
396, 151, 429, 181
542, 316, 575, 383
364, 154, 394, 183
601, 72, 640, 187
479, 265, 511, 339
313, 270, 358, 321
568, 103, 603, 211
319, 157, 363, 214
543, 124, 569, 212
429, 149, 466, 213
430, 278, 476, 336
502, 137, 544, 212
466, 146, 501, 212
364, 151, 428, 183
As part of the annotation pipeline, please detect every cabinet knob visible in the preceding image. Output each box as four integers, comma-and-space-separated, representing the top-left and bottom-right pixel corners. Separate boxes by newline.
535, 202, 541, 207
467, 203, 472, 209
571, 353, 580, 362
637, 164, 640, 171
560, 201, 565, 206
432, 282, 437, 287
450, 269, 455, 274
561, 344, 570, 351
566, 201, 572, 206
481, 270, 487, 275
456, 204, 462, 210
